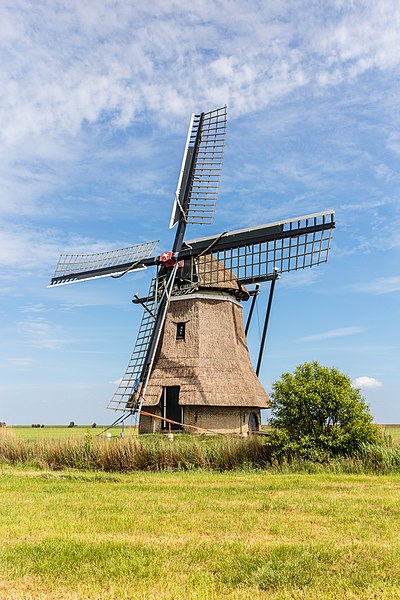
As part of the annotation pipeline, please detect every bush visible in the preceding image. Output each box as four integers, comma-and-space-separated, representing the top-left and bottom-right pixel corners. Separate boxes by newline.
269, 361, 381, 458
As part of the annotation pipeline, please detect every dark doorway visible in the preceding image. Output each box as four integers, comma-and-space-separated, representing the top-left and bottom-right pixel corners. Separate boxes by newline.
161, 386, 182, 431
249, 412, 260, 433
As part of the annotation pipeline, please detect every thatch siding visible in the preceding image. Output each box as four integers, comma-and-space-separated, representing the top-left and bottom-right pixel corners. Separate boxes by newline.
144, 293, 270, 409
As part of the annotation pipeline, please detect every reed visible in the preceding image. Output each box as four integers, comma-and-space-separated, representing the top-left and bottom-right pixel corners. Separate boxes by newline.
1, 430, 400, 473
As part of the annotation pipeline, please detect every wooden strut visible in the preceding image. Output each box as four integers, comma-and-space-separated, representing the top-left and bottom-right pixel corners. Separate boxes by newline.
139, 409, 217, 434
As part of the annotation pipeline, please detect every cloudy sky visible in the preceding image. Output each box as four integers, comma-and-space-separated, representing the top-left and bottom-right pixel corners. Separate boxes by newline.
1, 0, 399, 425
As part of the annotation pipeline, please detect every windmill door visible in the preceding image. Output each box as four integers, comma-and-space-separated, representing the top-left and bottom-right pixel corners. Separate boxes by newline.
249, 412, 260, 433
161, 386, 182, 431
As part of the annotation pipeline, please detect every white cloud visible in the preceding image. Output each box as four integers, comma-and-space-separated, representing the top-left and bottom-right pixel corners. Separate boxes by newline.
280, 269, 321, 288
352, 376, 383, 389
298, 326, 365, 342
0, 223, 140, 273
2, 1, 400, 151
7, 357, 34, 368
17, 317, 71, 350
19, 303, 47, 314
356, 277, 400, 295
0, 225, 59, 270
0, 0, 398, 237
387, 133, 400, 156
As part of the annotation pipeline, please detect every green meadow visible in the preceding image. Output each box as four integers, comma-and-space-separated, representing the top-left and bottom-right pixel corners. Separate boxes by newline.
379, 424, 400, 445
1, 427, 400, 598
1, 467, 400, 599
6, 425, 129, 440
7, 424, 400, 444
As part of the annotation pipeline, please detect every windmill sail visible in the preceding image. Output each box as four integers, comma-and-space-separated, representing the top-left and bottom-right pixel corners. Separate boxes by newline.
49, 240, 158, 286
170, 106, 227, 228
109, 263, 180, 412
186, 210, 335, 286
108, 277, 159, 412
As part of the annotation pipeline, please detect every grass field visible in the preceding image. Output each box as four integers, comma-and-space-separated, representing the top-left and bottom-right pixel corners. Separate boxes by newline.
6, 425, 136, 440
7, 424, 400, 444
1, 467, 400, 599
379, 424, 400, 445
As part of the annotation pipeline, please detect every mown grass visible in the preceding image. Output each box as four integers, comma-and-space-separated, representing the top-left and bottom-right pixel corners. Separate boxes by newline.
1, 467, 400, 599
8, 424, 400, 448
5, 425, 138, 440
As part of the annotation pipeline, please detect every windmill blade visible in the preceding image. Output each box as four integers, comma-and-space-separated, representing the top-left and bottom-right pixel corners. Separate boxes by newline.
108, 263, 180, 413
185, 210, 335, 286
170, 106, 227, 228
108, 277, 159, 412
48, 240, 158, 287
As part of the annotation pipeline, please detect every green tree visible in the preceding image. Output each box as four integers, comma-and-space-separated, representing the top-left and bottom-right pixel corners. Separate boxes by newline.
269, 361, 380, 457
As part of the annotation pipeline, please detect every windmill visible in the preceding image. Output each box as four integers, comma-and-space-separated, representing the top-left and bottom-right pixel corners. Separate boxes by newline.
49, 107, 335, 434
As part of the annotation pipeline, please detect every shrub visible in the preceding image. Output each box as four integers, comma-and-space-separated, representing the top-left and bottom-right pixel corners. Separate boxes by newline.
269, 361, 381, 458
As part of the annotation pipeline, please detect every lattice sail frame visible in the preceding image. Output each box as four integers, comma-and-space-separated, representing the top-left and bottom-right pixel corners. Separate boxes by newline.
49, 240, 158, 286
108, 277, 161, 412
170, 106, 227, 227
190, 211, 334, 286
108, 268, 176, 412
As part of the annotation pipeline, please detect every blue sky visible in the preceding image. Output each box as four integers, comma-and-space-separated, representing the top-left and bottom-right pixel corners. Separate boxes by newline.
0, 1, 399, 425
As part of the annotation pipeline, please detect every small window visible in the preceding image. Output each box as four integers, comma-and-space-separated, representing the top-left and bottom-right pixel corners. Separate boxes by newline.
176, 322, 186, 340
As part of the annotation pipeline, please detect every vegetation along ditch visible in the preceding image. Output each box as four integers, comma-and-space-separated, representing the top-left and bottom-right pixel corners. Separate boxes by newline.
1, 430, 400, 474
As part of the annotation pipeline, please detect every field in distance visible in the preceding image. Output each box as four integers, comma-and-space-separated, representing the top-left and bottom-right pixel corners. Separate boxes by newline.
378, 424, 400, 444
5, 424, 400, 443
0, 468, 400, 599
5, 425, 137, 440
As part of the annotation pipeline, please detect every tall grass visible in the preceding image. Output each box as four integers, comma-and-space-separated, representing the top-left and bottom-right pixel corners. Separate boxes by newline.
1, 429, 400, 473
0, 432, 270, 472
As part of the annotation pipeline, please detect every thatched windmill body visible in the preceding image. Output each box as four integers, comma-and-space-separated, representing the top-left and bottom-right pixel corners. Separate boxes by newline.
50, 107, 335, 434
